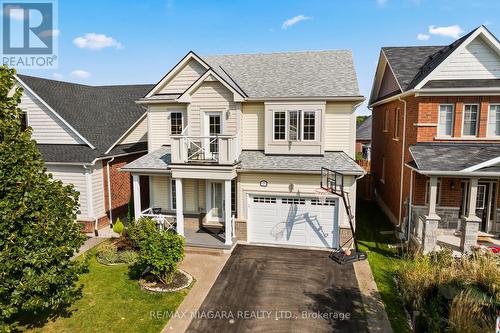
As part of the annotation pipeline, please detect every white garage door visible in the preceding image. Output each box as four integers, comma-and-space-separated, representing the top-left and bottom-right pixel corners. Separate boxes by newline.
248, 195, 339, 249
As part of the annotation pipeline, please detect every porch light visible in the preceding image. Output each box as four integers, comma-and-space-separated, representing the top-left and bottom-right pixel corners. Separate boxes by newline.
450, 181, 456, 189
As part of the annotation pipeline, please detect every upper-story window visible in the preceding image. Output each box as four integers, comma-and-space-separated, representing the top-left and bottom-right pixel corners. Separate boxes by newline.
488, 104, 500, 137
303, 111, 316, 140
20, 111, 28, 131
170, 112, 183, 135
273, 110, 316, 141
393, 108, 400, 139
462, 104, 479, 136
438, 104, 454, 136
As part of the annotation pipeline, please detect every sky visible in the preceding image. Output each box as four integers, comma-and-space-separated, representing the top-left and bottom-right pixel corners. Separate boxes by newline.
14, 0, 500, 115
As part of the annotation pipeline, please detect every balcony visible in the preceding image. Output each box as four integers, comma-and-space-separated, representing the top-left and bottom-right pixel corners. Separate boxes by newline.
171, 133, 241, 165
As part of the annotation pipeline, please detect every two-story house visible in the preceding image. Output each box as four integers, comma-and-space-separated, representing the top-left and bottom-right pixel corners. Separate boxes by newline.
122, 50, 365, 249
14, 75, 151, 233
369, 26, 500, 253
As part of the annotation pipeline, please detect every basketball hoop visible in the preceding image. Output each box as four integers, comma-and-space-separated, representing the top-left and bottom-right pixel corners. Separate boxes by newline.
314, 188, 331, 205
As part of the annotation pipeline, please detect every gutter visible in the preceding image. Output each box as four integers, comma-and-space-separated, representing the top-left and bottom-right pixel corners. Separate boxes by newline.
83, 160, 99, 236
405, 163, 500, 177
398, 96, 407, 228
106, 157, 115, 227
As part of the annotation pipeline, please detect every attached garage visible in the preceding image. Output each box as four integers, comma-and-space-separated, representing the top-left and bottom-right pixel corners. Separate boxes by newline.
247, 194, 339, 249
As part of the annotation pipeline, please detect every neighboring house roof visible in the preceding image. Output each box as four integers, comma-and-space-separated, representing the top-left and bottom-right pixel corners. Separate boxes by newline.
356, 116, 372, 141
408, 143, 500, 174
422, 79, 500, 89
121, 147, 364, 175
201, 50, 361, 98
16, 74, 153, 163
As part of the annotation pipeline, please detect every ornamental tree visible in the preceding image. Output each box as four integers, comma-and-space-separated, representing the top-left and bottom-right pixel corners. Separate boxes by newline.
0, 66, 86, 329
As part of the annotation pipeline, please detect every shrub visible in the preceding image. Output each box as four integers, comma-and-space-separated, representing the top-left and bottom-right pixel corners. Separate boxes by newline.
119, 250, 139, 264
113, 218, 124, 235
139, 230, 185, 284
127, 217, 158, 249
96, 243, 119, 265
127, 196, 134, 224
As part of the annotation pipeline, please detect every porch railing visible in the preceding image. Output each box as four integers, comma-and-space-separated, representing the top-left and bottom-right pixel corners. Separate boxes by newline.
171, 132, 241, 165
139, 208, 176, 232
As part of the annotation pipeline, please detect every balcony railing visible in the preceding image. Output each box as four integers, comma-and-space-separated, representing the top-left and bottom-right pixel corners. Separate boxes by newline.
171, 133, 241, 165
139, 208, 176, 232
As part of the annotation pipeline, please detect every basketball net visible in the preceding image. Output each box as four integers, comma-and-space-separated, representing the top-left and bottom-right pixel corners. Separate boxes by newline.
314, 188, 331, 204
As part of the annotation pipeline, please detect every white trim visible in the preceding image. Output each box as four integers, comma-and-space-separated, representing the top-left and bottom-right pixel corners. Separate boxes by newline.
272, 110, 287, 141
302, 110, 316, 141
461, 103, 480, 137
415, 26, 500, 89
170, 178, 177, 211
247, 96, 364, 102
462, 156, 500, 172
369, 50, 403, 104
14, 75, 96, 149
145, 52, 210, 98
405, 163, 500, 177
104, 112, 147, 154
414, 123, 438, 127
437, 104, 455, 137
170, 111, 185, 136
177, 69, 245, 103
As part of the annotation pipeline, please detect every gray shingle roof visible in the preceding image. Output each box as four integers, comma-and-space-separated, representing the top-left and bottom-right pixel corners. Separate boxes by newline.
121, 146, 172, 171
201, 50, 361, 98
381, 27, 481, 92
356, 116, 372, 141
37, 144, 97, 163
17, 74, 154, 162
423, 79, 500, 89
239, 151, 364, 174
409, 143, 500, 172
122, 147, 364, 174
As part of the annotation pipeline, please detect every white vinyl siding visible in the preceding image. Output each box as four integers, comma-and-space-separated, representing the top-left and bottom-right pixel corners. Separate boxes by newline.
91, 161, 105, 217
151, 175, 169, 209
45, 165, 88, 219
19, 88, 85, 145
148, 105, 187, 151
189, 81, 239, 137
324, 102, 356, 158
158, 59, 207, 94
119, 116, 147, 144
241, 103, 264, 150
183, 179, 197, 213
488, 104, 500, 137
438, 104, 454, 136
433, 37, 500, 80
462, 104, 479, 136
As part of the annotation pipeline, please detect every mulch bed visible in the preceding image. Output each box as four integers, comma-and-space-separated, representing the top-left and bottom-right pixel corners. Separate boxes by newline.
139, 269, 192, 292
112, 235, 137, 251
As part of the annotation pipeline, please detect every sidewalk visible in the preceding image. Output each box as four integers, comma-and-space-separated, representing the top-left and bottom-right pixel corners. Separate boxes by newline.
162, 251, 230, 332
73, 226, 119, 259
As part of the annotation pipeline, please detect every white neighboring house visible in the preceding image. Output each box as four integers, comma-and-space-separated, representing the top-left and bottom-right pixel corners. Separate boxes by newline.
15, 75, 152, 233
122, 50, 365, 249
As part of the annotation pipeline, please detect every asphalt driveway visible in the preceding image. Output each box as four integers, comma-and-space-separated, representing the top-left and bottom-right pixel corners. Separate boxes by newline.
186, 245, 367, 332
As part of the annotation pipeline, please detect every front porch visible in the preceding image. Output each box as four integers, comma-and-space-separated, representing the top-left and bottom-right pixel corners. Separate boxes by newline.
132, 175, 237, 249
409, 174, 500, 253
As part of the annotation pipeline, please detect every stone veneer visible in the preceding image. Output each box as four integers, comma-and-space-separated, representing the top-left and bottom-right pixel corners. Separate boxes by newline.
411, 205, 460, 233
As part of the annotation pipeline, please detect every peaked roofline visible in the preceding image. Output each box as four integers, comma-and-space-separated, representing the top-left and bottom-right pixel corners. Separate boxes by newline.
177, 69, 246, 102
15, 75, 96, 149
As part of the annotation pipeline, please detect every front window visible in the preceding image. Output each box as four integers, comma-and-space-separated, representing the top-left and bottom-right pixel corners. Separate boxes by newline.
273, 111, 286, 140
289, 110, 300, 141
170, 112, 183, 135
171, 179, 177, 210
438, 104, 454, 136
476, 184, 486, 209
383, 109, 389, 132
393, 108, 400, 139
463, 104, 479, 136
488, 104, 500, 136
303, 111, 316, 140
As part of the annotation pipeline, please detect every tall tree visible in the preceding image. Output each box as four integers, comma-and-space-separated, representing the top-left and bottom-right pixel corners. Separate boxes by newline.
0, 66, 86, 329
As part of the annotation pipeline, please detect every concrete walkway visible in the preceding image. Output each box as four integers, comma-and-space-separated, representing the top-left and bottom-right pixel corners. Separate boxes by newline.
162, 251, 230, 333
353, 259, 393, 333
73, 237, 107, 259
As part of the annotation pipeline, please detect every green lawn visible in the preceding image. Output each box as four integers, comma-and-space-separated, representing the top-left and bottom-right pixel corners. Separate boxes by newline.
355, 200, 411, 333
19, 244, 187, 333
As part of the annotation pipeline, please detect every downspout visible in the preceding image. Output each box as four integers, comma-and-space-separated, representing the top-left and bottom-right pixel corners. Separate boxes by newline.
106, 157, 116, 227
398, 96, 407, 229
83, 160, 98, 236
407, 169, 414, 242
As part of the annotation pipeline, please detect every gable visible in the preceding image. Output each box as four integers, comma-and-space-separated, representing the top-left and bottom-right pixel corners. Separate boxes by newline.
20, 88, 86, 145
158, 58, 207, 94
433, 35, 500, 80
118, 116, 147, 145
378, 64, 401, 99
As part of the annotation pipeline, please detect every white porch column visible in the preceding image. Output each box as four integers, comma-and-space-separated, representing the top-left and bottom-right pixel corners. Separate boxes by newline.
460, 178, 481, 253
175, 178, 184, 236
422, 176, 440, 254
224, 179, 232, 245
132, 175, 141, 221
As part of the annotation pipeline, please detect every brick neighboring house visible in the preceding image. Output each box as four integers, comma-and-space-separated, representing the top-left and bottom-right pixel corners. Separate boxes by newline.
369, 26, 500, 253
15, 75, 151, 233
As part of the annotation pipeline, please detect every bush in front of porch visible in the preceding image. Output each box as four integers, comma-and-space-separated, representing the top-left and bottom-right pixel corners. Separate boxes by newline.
397, 248, 499, 332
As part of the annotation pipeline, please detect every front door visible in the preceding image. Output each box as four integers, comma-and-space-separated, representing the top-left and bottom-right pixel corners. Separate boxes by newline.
204, 112, 222, 160
460, 181, 496, 233
207, 181, 224, 222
